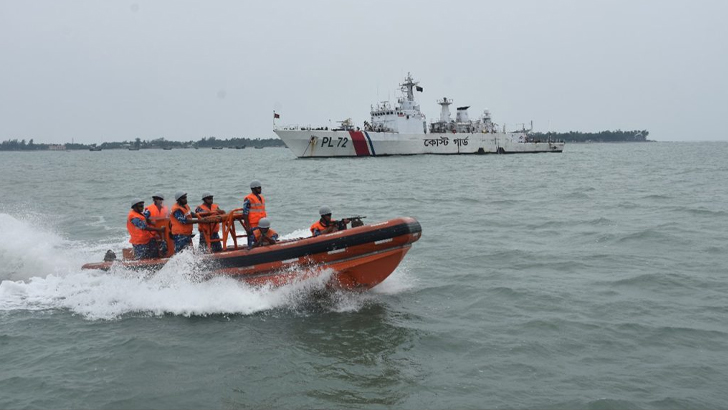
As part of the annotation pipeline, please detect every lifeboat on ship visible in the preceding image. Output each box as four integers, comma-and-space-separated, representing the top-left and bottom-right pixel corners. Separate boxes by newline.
82, 210, 422, 290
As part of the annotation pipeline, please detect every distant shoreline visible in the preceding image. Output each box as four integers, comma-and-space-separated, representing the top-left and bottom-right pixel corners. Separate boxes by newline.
0, 137, 286, 151
1, 130, 651, 151
528, 130, 650, 143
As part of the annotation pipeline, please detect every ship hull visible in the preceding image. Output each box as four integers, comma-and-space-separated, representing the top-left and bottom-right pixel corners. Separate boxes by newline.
274, 129, 564, 157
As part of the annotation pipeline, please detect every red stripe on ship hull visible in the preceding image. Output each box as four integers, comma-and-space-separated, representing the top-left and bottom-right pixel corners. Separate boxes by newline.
349, 131, 371, 156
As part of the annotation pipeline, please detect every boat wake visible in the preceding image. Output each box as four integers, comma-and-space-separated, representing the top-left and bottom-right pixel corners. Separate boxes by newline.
0, 213, 414, 320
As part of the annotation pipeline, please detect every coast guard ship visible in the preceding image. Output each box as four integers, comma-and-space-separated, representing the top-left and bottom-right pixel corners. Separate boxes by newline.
273, 73, 564, 157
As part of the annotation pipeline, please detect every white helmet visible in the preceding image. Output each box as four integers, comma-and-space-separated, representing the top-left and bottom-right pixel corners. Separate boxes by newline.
319, 206, 332, 216
258, 218, 271, 229
131, 198, 144, 208
174, 191, 187, 201
250, 180, 262, 189
152, 193, 164, 200
201, 192, 213, 200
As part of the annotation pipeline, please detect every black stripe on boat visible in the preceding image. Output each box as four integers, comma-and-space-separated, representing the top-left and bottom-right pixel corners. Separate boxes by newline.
214, 219, 422, 269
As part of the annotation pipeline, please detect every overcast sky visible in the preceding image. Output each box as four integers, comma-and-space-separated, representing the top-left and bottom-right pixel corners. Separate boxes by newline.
1, 0, 726, 143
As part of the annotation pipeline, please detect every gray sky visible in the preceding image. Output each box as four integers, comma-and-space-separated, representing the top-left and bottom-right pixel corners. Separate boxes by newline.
1, 0, 726, 143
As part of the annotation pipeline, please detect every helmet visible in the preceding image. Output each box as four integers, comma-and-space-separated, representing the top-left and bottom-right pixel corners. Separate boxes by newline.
319, 206, 332, 216
152, 193, 164, 200
174, 191, 187, 201
201, 192, 213, 200
131, 198, 144, 208
250, 180, 262, 189
258, 218, 270, 229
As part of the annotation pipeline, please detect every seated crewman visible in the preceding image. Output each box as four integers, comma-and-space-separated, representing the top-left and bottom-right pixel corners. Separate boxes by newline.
250, 217, 278, 248
310, 206, 349, 237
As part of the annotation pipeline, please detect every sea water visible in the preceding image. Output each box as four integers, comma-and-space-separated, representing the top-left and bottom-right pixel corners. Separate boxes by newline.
1, 142, 727, 409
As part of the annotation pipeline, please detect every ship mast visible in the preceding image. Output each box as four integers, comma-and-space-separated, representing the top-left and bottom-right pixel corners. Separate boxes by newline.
400, 72, 418, 102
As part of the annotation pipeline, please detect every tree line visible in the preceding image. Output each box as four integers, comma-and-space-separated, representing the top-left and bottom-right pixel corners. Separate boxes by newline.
0, 137, 286, 151
529, 130, 650, 143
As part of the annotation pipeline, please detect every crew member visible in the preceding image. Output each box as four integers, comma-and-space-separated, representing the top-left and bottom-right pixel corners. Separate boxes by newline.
144, 193, 169, 255
195, 192, 226, 252
127, 198, 165, 259
243, 180, 267, 246
250, 218, 278, 248
310, 206, 349, 237
170, 191, 204, 253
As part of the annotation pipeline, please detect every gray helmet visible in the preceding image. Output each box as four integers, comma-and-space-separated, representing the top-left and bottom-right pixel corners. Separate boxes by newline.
131, 198, 144, 208
152, 193, 164, 200
201, 192, 213, 200
319, 205, 332, 216
250, 180, 262, 189
174, 191, 187, 201
258, 218, 271, 229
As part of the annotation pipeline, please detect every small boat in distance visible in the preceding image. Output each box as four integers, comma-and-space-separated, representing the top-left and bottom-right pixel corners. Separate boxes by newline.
89, 146, 102, 151
129, 147, 140, 151
212, 147, 224, 150
82, 214, 422, 290
163, 147, 173, 150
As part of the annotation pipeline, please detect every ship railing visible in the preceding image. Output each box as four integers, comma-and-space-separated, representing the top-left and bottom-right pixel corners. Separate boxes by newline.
280, 125, 332, 131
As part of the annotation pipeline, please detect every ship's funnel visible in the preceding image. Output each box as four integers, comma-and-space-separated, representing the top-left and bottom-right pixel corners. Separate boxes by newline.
456, 106, 470, 122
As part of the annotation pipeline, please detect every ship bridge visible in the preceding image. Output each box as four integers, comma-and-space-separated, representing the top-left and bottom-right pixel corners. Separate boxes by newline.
366, 73, 427, 134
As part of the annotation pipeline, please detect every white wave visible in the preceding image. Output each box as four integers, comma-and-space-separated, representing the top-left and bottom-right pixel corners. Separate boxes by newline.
372, 260, 417, 295
0, 258, 336, 320
280, 228, 312, 240
0, 212, 113, 281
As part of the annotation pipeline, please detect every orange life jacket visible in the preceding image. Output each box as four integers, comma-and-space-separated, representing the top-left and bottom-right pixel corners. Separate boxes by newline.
253, 228, 278, 244
197, 203, 220, 236
145, 204, 169, 227
170, 204, 194, 236
127, 210, 155, 245
244, 193, 267, 228
310, 219, 329, 236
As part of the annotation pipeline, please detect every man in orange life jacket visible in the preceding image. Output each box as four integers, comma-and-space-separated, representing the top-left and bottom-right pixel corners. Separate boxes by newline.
243, 180, 267, 247
170, 191, 205, 253
128, 198, 166, 259
144, 193, 169, 255
195, 192, 225, 252
250, 217, 278, 248
310, 206, 349, 237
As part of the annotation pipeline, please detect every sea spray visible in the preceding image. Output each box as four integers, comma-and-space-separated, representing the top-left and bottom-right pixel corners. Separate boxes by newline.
0, 212, 123, 281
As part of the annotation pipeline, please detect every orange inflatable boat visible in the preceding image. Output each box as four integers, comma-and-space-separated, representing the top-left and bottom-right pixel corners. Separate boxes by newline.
82, 212, 422, 290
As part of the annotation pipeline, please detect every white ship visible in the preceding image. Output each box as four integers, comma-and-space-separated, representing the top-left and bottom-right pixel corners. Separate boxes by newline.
273, 73, 564, 157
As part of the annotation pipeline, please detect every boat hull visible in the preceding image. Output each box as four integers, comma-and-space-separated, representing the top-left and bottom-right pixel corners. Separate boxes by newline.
82, 217, 422, 290
273, 129, 564, 157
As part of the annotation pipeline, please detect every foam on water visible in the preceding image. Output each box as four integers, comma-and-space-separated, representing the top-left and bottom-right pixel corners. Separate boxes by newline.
0, 212, 100, 281
0, 213, 407, 320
